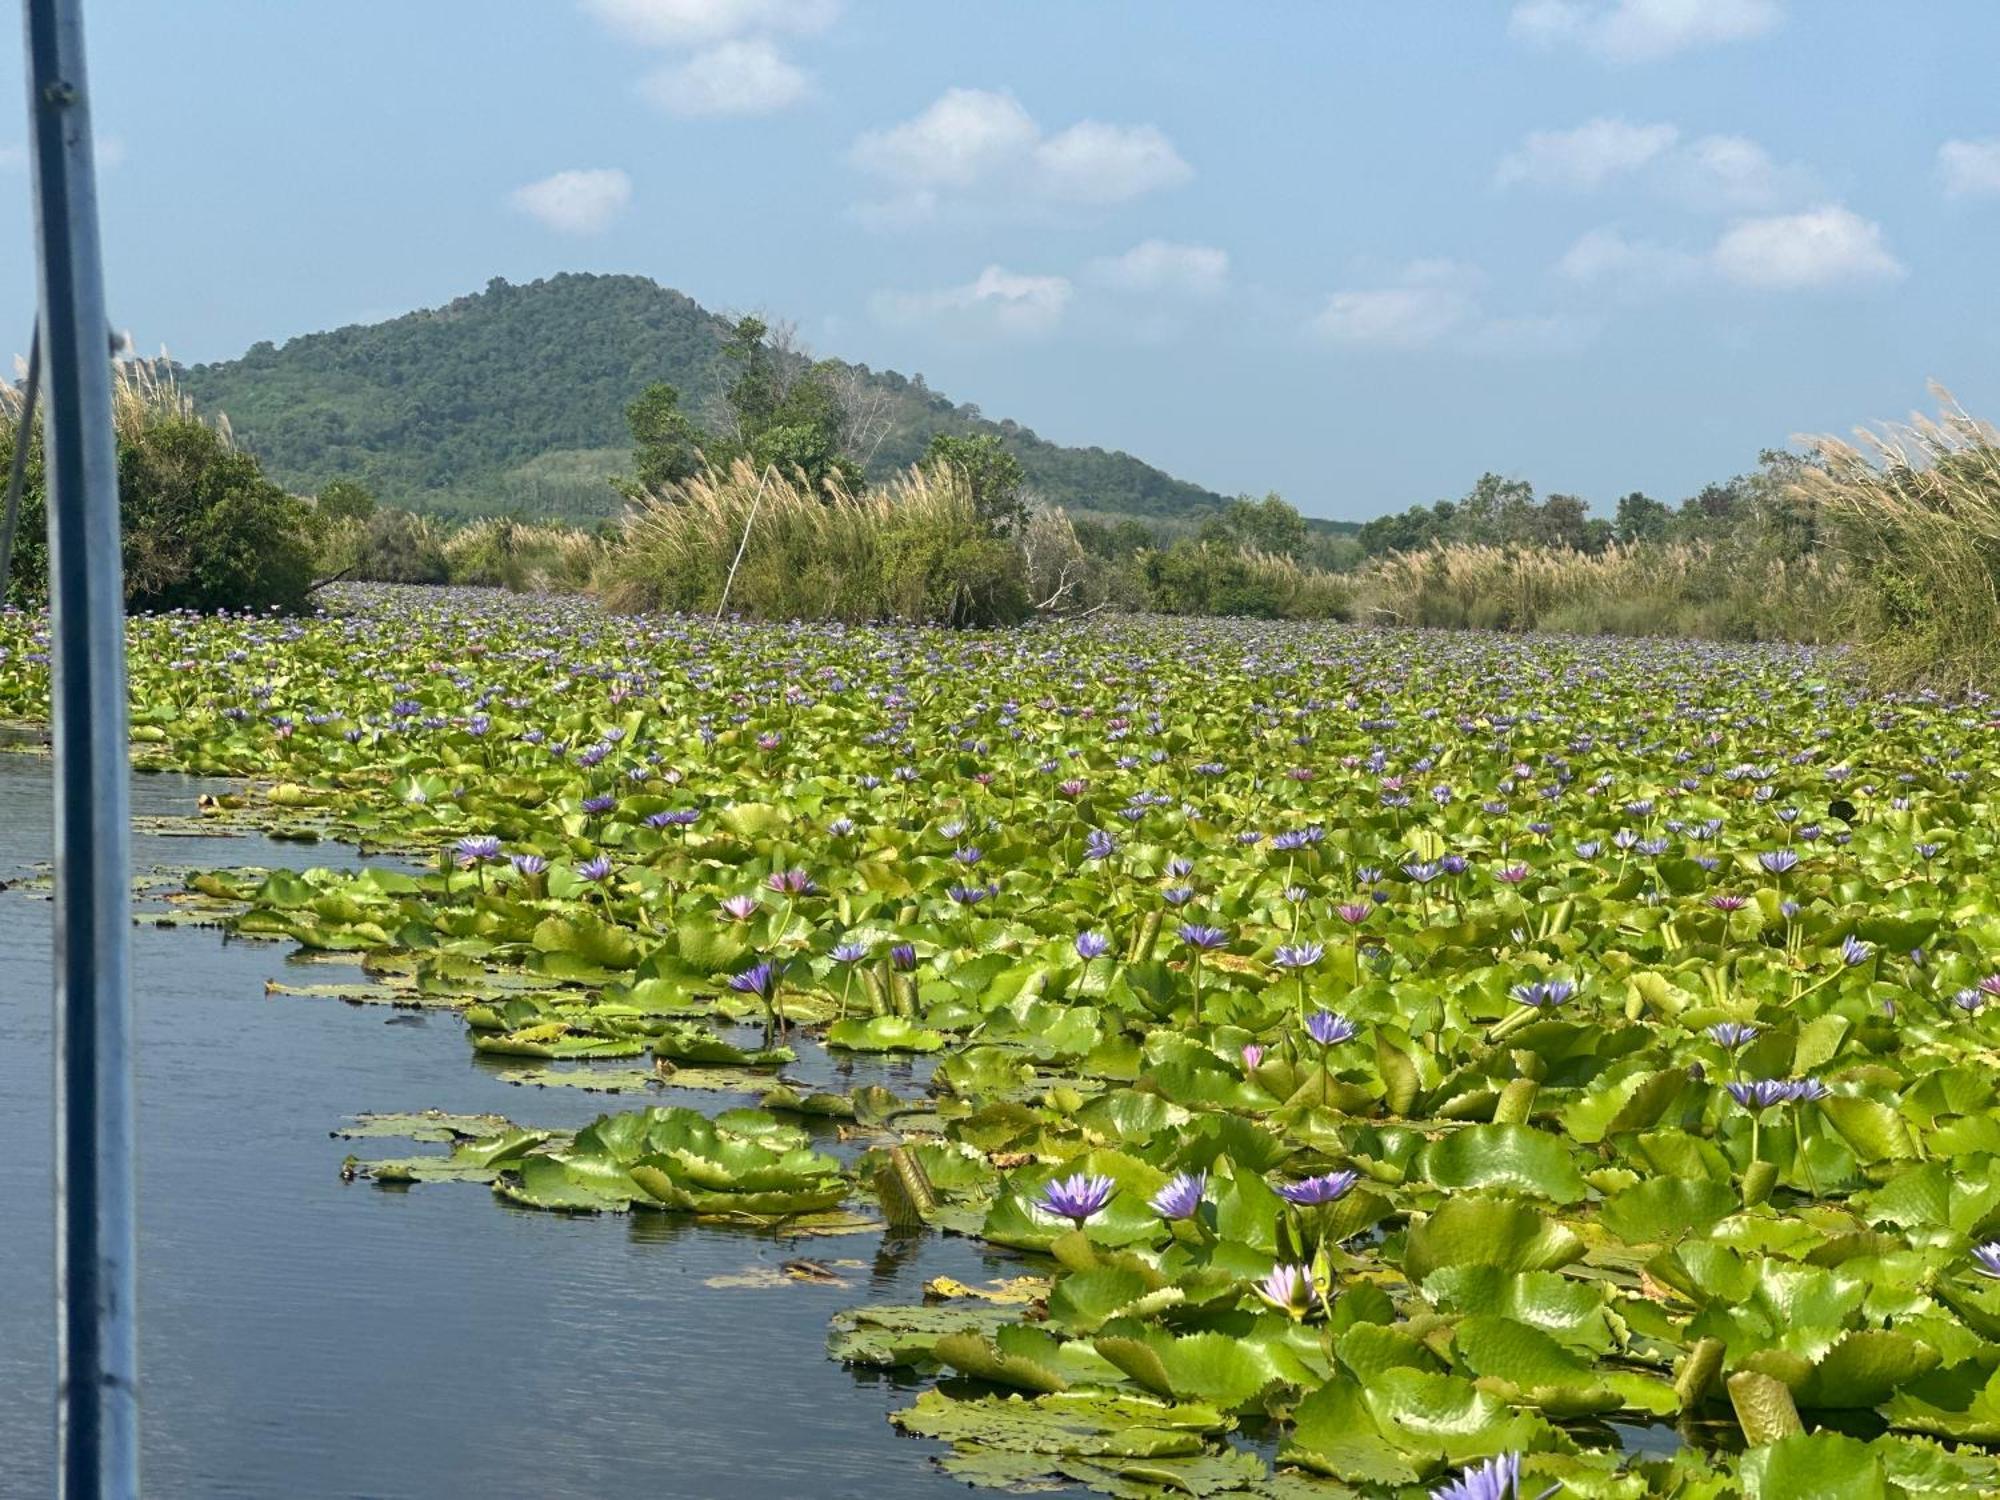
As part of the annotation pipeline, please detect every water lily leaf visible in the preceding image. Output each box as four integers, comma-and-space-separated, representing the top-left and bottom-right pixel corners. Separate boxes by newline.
1885, 1359, 2000, 1442
1092, 1329, 1283, 1409
495, 1154, 634, 1212
890, 1391, 1226, 1458
1421, 1267, 1614, 1355
1403, 1195, 1586, 1283
719, 802, 786, 839
827, 1303, 1017, 1368
1280, 1377, 1423, 1486
1417, 1124, 1590, 1204
1560, 1067, 1688, 1145
1738, 1431, 1889, 1500
825, 1015, 946, 1053
1600, 1176, 1738, 1245
529, 914, 641, 970
936, 1325, 1074, 1393
1819, 1095, 1920, 1165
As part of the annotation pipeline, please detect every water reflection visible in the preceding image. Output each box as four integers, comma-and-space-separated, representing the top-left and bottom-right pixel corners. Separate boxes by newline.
0, 755, 1070, 1498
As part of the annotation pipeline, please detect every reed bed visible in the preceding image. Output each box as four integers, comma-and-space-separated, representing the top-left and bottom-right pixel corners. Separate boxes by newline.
1792, 386, 2000, 688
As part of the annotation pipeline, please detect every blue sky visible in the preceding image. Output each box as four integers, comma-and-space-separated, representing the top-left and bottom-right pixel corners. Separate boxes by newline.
3, 0, 1996, 521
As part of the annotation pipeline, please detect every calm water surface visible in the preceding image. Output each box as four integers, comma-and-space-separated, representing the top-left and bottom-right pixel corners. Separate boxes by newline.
0, 754, 1064, 1498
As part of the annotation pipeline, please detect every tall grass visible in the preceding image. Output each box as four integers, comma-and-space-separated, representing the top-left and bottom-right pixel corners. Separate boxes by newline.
592, 460, 1031, 626
1356, 541, 1851, 642
1791, 386, 2000, 688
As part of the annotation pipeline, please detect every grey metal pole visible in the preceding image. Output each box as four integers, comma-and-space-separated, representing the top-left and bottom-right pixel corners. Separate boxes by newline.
21, 0, 139, 1495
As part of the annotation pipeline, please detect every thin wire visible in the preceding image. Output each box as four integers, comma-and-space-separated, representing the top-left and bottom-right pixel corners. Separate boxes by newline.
0, 324, 42, 597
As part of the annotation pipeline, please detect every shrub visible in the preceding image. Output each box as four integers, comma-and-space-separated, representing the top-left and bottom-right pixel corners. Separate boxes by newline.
593, 460, 1032, 627
1, 358, 316, 612
1354, 541, 1850, 643
1136, 541, 1354, 620
1791, 387, 2000, 688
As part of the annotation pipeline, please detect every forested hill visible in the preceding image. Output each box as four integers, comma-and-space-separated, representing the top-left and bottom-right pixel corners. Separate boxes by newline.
181, 272, 1239, 522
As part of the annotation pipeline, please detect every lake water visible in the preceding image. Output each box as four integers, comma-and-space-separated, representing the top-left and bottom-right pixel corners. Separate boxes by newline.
0, 754, 1058, 1498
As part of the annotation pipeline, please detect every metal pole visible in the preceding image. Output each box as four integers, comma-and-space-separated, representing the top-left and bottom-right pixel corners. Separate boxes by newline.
21, 0, 138, 1495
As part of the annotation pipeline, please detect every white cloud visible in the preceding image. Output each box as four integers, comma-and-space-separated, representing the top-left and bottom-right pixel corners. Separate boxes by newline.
1939, 138, 2000, 199
1496, 118, 1679, 189
1032, 122, 1192, 203
849, 89, 1190, 222
508, 168, 633, 235
1555, 227, 1705, 293
871, 264, 1073, 339
1088, 240, 1230, 297
640, 38, 807, 115
850, 89, 1038, 189
1561, 205, 1904, 293
1658, 133, 1807, 209
1313, 261, 1482, 350
580, 0, 835, 46
1710, 205, 1903, 288
1497, 119, 1810, 209
1509, 0, 1781, 62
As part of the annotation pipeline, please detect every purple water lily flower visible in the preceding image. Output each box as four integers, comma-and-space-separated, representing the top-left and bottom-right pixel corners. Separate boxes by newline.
1305, 1010, 1358, 1046
889, 943, 918, 972
1082, 829, 1118, 861
1075, 931, 1112, 961
1254, 1262, 1314, 1319
1510, 979, 1575, 1010
1275, 1169, 1359, 1206
577, 854, 614, 883
1241, 1044, 1265, 1071
1971, 1242, 2000, 1280
1841, 934, 1873, 966
719, 894, 759, 921
510, 853, 548, 878
830, 941, 869, 964
1273, 942, 1325, 970
727, 960, 782, 1001
1708, 1021, 1760, 1049
1726, 1079, 1787, 1110
1177, 923, 1228, 951
581, 793, 617, 815
1149, 1171, 1206, 1221
1038, 1173, 1116, 1227
1759, 849, 1800, 875
455, 834, 502, 865
1430, 1453, 1555, 1500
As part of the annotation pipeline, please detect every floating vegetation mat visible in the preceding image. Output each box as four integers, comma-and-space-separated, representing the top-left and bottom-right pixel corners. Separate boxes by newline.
7, 587, 2000, 1496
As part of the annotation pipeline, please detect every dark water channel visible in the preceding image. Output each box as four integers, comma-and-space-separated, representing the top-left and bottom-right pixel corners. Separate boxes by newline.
0, 754, 1067, 1498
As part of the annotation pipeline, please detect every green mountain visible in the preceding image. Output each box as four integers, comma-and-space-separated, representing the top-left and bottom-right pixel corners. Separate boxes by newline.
181, 272, 1250, 524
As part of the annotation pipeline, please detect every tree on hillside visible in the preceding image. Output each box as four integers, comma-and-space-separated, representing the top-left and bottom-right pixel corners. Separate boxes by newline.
924, 432, 1028, 536
1613, 491, 1671, 545
317, 479, 377, 521
619, 382, 706, 496
1199, 492, 1310, 558
704, 316, 864, 493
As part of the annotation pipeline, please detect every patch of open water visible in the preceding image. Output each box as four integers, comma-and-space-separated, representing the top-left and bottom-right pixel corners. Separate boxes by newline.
0, 755, 1071, 1498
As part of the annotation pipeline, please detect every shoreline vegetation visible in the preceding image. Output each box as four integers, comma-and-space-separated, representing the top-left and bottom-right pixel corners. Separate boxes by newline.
2, 356, 1996, 688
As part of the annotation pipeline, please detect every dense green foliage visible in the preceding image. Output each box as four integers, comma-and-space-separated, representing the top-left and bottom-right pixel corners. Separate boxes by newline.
1, 363, 317, 613
181, 273, 1236, 522
8, 594, 2000, 1497
1354, 459, 1819, 563
923, 432, 1029, 536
